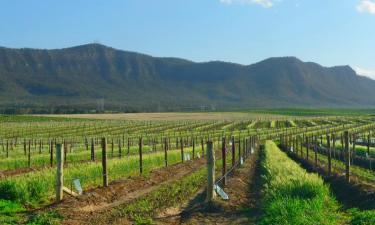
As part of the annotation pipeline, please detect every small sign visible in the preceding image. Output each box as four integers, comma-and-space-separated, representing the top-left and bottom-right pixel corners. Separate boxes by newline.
366, 153, 369, 158
197, 153, 201, 159
73, 179, 83, 195
214, 184, 229, 200
184, 153, 191, 161
251, 147, 254, 154
290, 147, 294, 152
240, 157, 244, 165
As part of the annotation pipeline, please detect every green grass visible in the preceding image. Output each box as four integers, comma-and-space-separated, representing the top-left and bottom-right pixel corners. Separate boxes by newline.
114, 167, 207, 224
0, 147, 196, 206
259, 141, 345, 225
0, 200, 25, 225
348, 208, 375, 225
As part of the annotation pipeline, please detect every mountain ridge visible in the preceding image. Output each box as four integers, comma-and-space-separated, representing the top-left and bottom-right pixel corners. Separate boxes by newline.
0, 43, 374, 113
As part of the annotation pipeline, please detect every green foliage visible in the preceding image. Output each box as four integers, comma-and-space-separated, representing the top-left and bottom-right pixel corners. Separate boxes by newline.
115, 167, 206, 223
348, 208, 375, 225
259, 141, 345, 225
0, 200, 25, 225
0, 147, 195, 206
26, 211, 63, 225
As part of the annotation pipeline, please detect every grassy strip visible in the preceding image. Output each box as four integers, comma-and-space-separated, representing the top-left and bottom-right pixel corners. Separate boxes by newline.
0, 147, 195, 206
109, 166, 207, 224
259, 141, 345, 225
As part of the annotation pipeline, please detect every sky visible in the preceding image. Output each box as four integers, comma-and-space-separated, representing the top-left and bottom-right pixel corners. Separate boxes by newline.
1, 0, 375, 78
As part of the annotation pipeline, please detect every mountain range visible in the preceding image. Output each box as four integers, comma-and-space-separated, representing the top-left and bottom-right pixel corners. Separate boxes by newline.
0, 43, 374, 113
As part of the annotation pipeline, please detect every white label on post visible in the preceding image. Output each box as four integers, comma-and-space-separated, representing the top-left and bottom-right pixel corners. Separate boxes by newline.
215, 184, 229, 200
240, 157, 244, 165
73, 179, 83, 195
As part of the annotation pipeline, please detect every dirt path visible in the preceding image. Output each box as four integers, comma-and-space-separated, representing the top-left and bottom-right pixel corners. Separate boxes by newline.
154, 150, 262, 225
46, 157, 206, 225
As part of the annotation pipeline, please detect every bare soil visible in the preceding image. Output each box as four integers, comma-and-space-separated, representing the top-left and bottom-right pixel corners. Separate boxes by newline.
46, 157, 206, 225
153, 149, 262, 225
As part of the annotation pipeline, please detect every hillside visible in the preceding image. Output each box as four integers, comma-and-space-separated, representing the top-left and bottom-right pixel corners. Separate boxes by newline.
0, 43, 374, 113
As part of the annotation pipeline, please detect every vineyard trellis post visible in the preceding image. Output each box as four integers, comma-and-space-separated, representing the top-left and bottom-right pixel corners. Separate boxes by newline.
139, 137, 143, 174
314, 136, 318, 169
90, 139, 95, 161
231, 136, 235, 167
206, 141, 215, 202
101, 138, 108, 187
56, 143, 64, 202
221, 137, 226, 186
192, 137, 195, 159
344, 131, 350, 182
180, 137, 184, 163
367, 133, 370, 156
50, 140, 54, 167
201, 138, 204, 157
327, 134, 332, 176
28, 140, 31, 168
164, 137, 168, 167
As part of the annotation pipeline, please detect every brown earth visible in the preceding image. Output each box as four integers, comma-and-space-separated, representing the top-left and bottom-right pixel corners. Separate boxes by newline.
153, 149, 262, 225
46, 157, 207, 225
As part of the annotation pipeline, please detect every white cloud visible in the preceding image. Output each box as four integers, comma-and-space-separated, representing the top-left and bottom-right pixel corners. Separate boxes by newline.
219, 0, 275, 8
357, 0, 375, 14
353, 66, 375, 80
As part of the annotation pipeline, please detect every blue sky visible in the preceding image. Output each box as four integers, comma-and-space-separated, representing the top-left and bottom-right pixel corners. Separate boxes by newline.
1, 0, 375, 78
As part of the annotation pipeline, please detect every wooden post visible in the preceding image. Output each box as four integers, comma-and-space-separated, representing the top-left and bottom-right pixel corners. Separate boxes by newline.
314, 136, 318, 168
306, 136, 309, 160
39, 140, 42, 154
180, 138, 184, 163
344, 131, 350, 182
352, 134, 356, 165
127, 138, 130, 155
50, 140, 54, 167
367, 133, 370, 156
28, 140, 31, 168
327, 134, 332, 176
24, 140, 26, 156
139, 137, 143, 174
201, 138, 204, 157
332, 133, 336, 160
301, 133, 304, 158
164, 137, 168, 167
91, 139, 95, 161
221, 137, 226, 186
56, 143, 64, 202
206, 141, 215, 202
63, 140, 67, 162
118, 140, 122, 158
231, 136, 235, 167
237, 137, 241, 162
238, 134, 241, 158
111, 139, 114, 158
6, 140, 8, 158
101, 138, 108, 187
192, 138, 195, 159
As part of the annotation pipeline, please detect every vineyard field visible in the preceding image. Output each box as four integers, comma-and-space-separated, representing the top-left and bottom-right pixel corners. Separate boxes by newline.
0, 112, 374, 225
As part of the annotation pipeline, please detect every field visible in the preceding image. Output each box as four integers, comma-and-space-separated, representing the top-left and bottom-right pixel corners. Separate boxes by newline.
0, 111, 374, 225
